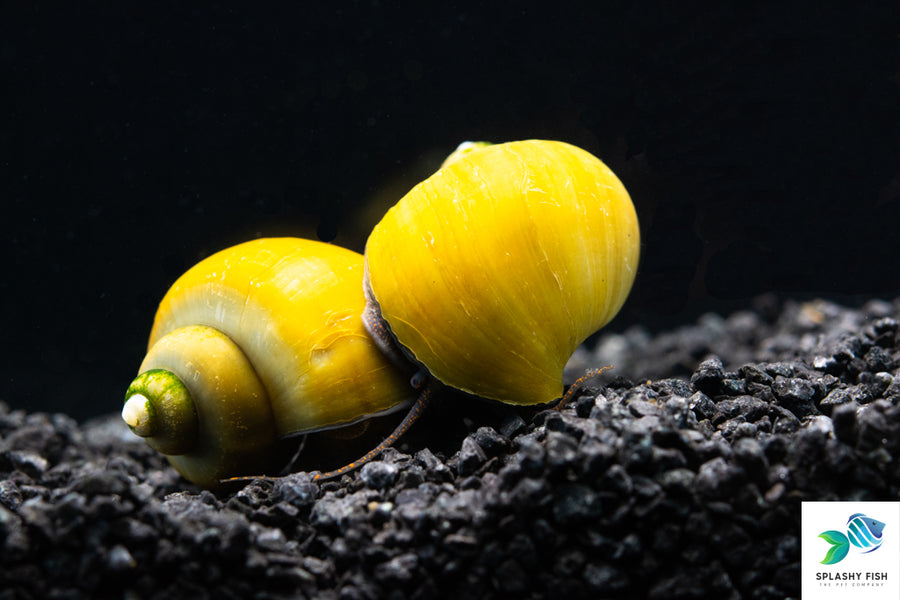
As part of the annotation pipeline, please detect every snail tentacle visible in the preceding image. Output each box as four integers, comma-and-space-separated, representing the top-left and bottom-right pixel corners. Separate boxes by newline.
313, 378, 435, 481
218, 380, 436, 486
554, 365, 613, 412
276, 433, 309, 476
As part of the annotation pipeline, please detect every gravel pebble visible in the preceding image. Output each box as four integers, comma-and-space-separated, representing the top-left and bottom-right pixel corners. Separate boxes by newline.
1, 296, 899, 598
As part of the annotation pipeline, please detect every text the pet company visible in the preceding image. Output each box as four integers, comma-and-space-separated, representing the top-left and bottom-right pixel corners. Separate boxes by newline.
816, 571, 888, 586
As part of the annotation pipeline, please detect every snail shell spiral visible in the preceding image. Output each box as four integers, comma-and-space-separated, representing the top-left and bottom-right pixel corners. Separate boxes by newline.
123, 237, 410, 487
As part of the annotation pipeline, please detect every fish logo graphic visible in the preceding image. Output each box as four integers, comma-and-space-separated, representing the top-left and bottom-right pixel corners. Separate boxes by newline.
818, 513, 885, 565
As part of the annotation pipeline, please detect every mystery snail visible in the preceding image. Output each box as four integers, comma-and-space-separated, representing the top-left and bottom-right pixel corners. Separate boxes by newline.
363, 139, 640, 406
123, 140, 640, 487
121, 237, 412, 487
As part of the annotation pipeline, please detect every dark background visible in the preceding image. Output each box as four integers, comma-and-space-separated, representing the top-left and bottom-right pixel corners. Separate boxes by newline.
3, 3, 899, 421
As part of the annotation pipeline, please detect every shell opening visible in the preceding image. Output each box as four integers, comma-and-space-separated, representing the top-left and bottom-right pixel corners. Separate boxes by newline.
362, 271, 423, 374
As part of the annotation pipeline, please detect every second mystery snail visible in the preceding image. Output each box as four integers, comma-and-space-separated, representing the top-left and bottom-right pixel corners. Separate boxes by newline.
363, 139, 640, 405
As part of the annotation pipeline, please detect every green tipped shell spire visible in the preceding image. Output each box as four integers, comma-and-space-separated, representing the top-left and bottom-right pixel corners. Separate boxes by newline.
123, 369, 197, 455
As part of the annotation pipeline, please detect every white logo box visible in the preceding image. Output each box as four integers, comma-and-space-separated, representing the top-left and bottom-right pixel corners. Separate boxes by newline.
802, 501, 900, 600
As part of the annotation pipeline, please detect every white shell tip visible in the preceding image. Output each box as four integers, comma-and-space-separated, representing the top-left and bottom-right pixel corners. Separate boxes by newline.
122, 394, 154, 436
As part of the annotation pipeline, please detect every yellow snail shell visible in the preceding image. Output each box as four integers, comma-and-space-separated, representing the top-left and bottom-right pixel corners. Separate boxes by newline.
122, 237, 410, 487
363, 139, 641, 406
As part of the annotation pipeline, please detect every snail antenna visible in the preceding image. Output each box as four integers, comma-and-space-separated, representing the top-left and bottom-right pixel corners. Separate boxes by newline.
555, 365, 613, 411
277, 434, 309, 476
219, 375, 435, 486
313, 374, 434, 481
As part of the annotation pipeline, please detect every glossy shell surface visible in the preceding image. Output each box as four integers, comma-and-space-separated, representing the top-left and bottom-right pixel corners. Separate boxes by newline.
145, 237, 411, 434
365, 140, 640, 405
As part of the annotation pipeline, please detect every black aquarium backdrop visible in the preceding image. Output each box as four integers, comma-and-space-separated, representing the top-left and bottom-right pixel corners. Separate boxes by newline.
3, 3, 899, 421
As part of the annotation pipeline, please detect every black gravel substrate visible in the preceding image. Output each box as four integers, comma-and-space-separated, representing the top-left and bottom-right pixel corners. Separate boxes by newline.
2, 296, 899, 599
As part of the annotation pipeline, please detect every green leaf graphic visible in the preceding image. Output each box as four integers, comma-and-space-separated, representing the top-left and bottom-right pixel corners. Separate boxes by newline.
819, 530, 850, 565
818, 530, 846, 545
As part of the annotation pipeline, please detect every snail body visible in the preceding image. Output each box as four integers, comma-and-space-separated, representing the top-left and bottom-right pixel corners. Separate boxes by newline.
364, 139, 640, 406
123, 237, 411, 487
